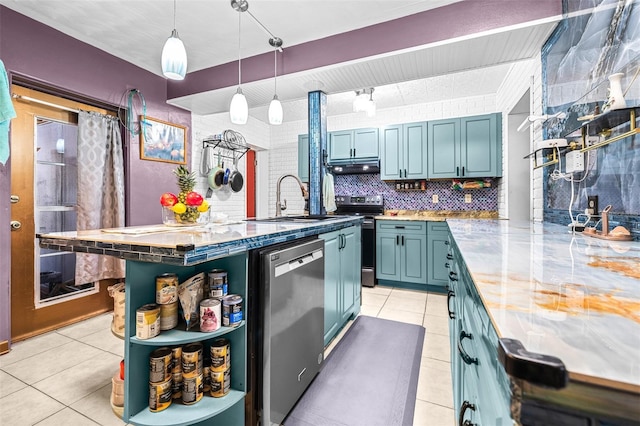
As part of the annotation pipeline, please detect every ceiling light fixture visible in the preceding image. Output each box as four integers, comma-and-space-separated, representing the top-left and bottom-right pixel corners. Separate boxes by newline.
229, 7, 248, 124
268, 37, 284, 125
353, 88, 375, 116
161, 0, 187, 80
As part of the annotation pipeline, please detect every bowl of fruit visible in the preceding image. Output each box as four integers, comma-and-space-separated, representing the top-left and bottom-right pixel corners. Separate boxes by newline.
160, 166, 210, 226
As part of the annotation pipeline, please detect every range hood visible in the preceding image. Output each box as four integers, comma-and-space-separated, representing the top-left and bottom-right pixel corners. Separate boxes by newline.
328, 160, 380, 175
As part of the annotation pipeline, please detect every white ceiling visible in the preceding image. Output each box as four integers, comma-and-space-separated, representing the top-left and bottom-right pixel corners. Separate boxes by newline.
0, 0, 560, 120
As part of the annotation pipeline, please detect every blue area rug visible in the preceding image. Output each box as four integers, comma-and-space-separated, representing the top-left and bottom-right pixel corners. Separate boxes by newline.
285, 315, 425, 426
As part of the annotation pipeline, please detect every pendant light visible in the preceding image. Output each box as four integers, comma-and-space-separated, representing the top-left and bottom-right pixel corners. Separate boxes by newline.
365, 89, 376, 117
161, 0, 187, 80
268, 38, 283, 125
230, 9, 248, 124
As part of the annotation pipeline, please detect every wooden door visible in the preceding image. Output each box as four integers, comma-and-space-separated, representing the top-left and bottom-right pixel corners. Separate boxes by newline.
10, 85, 114, 342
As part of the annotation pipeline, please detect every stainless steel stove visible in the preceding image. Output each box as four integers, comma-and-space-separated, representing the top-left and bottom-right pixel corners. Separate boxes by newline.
335, 195, 384, 287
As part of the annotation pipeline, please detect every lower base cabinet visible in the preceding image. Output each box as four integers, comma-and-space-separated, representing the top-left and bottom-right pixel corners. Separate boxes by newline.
321, 226, 361, 346
446, 236, 511, 426
376, 220, 427, 285
123, 254, 247, 426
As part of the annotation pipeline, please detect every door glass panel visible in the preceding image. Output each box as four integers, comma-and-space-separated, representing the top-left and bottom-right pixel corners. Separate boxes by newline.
35, 119, 96, 304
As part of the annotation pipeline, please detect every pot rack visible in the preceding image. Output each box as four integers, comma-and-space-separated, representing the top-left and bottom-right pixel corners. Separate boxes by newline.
203, 130, 250, 161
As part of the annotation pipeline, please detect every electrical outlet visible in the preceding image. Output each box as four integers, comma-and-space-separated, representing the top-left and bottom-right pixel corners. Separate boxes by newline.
587, 196, 598, 215
464, 194, 472, 203
432, 194, 439, 204
566, 151, 584, 173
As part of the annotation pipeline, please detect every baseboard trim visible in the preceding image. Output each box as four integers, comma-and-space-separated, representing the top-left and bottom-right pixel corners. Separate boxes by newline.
0, 340, 9, 355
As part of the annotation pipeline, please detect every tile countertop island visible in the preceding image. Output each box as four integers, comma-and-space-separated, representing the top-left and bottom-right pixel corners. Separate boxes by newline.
448, 219, 640, 418
37, 216, 363, 265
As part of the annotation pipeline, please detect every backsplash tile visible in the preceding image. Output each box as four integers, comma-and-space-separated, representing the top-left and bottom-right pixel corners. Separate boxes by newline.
334, 174, 498, 211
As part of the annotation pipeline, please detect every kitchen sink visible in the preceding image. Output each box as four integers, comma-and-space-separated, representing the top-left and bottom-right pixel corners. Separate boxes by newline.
245, 215, 343, 223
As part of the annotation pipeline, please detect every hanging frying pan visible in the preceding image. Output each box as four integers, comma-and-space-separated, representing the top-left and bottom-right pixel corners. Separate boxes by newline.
208, 153, 225, 190
229, 155, 244, 193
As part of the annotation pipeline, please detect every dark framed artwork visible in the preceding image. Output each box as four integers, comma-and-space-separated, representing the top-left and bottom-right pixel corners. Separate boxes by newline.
139, 116, 187, 164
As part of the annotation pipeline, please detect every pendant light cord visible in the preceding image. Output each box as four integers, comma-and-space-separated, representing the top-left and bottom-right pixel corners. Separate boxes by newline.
238, 11, 242, 87
173, 0, 176, 29
273, 48, 277, 94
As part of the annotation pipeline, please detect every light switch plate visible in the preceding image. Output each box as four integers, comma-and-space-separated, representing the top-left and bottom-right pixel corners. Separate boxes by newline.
432, 194, 439, 203
464, 194, 472, 203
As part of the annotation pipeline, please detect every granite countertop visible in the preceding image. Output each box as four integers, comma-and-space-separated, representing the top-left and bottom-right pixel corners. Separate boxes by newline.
447, 219, 640, 392
38, 216, 363, 266
376, 210, 499, 221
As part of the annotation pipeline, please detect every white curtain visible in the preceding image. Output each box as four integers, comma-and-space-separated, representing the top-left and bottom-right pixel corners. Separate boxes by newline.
75, 110, 125, 284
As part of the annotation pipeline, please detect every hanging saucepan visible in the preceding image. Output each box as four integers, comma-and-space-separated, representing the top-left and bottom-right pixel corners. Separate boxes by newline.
229, 155, 244, 193
207, 153, 225, 190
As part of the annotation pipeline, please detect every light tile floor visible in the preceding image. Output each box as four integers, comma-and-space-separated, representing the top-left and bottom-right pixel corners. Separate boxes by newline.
0, 286, 453, 425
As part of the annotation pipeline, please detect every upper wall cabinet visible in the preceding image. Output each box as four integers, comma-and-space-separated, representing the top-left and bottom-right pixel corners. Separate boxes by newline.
428, 113, 502, 179
328, 128, 379, 164
298, 134, 309, 183
380, 122, 428, 180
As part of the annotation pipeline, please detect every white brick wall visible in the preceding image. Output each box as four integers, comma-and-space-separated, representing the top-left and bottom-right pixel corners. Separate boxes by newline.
495, 56, 544, 221
191, 113, 269, 221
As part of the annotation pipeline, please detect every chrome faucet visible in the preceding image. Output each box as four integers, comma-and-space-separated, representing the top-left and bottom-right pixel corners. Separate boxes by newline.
276, 174, 308, 216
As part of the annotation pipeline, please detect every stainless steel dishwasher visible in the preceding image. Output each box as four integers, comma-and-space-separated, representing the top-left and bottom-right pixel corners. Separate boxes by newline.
260, 237, 325, 426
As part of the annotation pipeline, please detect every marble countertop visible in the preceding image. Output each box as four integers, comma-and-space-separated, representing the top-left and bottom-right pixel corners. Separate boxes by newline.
38, 216, 363, 266
447, 219, 640, 392
376, 210, 499, 222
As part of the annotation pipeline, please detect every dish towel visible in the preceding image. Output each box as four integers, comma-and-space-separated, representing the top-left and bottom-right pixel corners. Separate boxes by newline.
323, 172, 337, 213
0, 59, 16, 166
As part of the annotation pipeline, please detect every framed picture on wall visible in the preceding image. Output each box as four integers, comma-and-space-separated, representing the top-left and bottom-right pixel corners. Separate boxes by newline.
139, 116, 187, 164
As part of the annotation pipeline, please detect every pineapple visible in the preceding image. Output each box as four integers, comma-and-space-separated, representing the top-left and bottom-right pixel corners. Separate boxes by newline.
173, 166, 200, 223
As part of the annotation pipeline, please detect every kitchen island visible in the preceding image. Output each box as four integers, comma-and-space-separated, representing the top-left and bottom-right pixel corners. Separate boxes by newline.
38, 216, 363, 426
447, 219, 640, 425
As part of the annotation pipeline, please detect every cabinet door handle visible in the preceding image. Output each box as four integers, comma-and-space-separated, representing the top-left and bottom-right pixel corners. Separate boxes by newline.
401, 235, 404, 245
395, 225, 405, 229
458, 330, 478, 365
353, 148, 356, 157
340, 234, 345, 250
404, 169, 407, 178
396, 235, 400, 245
446, 253, 453, 260
449, 271, 458, 281
447, 291, 455, 319
445, 262, 450, 269
444, 240, 450, 245
462, 166, 465, 176
458, 401, 476, 426
456, 166, 460, 177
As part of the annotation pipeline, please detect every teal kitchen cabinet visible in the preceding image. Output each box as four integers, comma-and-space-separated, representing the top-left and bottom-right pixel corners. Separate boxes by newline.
427, 222, 450, 289
320, 226, 361, 346
297, 134, 309, 183
375, 220, 427, 285
446, 236, 511, 426
328, 128, 379, 163
380, 122, 428, 180
428, 113, 502, 179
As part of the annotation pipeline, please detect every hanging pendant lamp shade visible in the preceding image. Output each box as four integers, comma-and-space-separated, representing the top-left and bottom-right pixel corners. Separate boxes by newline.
269, 95, 283, 125
162, 29, 187, 80
268, 42, 283, 125
230, 10, 248, 124
230, 87, 249, 124
161, 0, 187, 81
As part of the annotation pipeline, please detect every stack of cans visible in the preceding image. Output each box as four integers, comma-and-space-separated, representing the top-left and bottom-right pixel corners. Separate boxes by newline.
149, 347, 173, 412
156, 273, 179, 331
210, 338, 231, 398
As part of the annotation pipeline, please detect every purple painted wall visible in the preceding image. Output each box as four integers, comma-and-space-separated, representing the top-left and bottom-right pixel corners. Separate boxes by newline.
168, 0, 563, 99
0, 6, 191, 346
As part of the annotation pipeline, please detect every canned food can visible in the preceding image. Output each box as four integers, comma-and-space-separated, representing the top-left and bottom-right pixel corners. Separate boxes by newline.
156, 273, 178, 304
171, 371, 183, 399
210, 368, 231, 398
182, 342, 203, 379
136, 304, 160, 340
210, 338, 231, 373
222, 295, 243, 327
207, 269, 228, 299
182, 374, 204, 405
149, 347, 173, 384
160, 302, 179, 331
171, 346, 182, 373
149, 378, 172, 412
203, 364, 211, 393
199, 298, 221, 332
